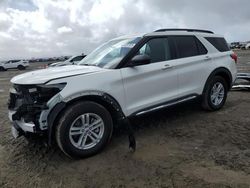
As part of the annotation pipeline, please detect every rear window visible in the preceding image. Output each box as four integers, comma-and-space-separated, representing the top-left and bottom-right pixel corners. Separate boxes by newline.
174, 36, 207, 58
205, 37, 230, 52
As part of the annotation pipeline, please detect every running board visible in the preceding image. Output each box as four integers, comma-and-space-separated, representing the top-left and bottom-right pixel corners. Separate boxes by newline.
135, 95, 198, 116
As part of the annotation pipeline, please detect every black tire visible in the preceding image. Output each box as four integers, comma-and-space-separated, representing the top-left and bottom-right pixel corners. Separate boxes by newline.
202, 76, 228, 111
17, 65, 25, 70
0, 66, 6, 71
56, 101, 113, 158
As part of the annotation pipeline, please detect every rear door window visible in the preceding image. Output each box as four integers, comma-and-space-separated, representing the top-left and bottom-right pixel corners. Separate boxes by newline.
173, 36, 207, 58
205, 37, 230, 52
196, 38, 208, 55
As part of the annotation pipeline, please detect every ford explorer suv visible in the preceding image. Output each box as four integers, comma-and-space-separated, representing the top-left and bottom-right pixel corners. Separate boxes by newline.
0, 60, 29, 71
8, 29, 237, 158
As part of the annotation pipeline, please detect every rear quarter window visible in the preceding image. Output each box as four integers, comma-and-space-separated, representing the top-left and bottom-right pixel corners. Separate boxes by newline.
205, 37, 230, 52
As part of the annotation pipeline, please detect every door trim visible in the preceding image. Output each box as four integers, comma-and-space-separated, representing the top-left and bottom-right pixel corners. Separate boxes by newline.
129, 94, 198, 117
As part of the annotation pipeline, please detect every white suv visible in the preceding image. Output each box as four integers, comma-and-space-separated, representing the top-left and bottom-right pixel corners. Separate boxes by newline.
48, 55, 86, 67
8, 29, 237, 158
0, 60, 29, 71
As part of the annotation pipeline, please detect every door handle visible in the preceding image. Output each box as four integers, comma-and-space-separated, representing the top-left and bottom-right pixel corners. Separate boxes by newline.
162, 64, 173, 70
204, 56, 212, 61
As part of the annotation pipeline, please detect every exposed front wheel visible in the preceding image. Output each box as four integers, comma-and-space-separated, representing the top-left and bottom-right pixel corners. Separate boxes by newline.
56, 101, 113, 158
202, 76, 228, 111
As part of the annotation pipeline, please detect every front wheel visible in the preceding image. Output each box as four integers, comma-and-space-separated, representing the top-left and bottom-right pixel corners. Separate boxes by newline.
56, 101, 113, 158
17, 65, 25, 70
202, 76, 228, 111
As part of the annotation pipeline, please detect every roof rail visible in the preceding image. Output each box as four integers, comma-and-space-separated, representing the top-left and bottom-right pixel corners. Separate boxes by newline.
154, 28, 214, 34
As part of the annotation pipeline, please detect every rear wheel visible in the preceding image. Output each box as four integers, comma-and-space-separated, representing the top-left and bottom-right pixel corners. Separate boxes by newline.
202, 76, 228, 111
17, 65, 25, 70
56, 101, 113, 158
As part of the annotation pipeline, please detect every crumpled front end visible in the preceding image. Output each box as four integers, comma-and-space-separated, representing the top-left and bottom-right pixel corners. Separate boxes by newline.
8, 83, 65, 137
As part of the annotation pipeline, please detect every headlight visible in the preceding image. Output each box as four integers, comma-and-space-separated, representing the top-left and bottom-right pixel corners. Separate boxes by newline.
38, 83, 67, 91
35, 83, 66, 103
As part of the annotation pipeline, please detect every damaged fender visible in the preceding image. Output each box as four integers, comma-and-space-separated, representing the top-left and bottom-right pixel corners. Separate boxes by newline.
46, 91, 135, 149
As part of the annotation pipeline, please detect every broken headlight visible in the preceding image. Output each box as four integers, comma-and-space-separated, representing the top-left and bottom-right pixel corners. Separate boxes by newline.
9, 83, 66, 123
33, 83, 66, 103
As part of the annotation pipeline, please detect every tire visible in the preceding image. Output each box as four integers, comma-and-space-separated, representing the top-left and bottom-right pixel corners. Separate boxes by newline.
0, 66, 6, 71
56, 101, 113, 158
17, 65, 25, 70
202, 76, 228, 111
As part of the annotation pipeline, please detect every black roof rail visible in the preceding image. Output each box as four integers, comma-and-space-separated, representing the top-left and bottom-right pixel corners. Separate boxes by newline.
154, 28, 214, 34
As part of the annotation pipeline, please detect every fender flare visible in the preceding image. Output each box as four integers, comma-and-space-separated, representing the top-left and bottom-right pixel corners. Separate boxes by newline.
47, 91, 125, 145
202, 67, 232, 94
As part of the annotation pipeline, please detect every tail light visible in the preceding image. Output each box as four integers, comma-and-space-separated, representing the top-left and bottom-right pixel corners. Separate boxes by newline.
230, 53, 238, 63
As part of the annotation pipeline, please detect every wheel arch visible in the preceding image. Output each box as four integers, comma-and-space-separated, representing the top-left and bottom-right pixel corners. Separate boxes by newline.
0, 66, 6, 71
47, 92, 126, 145
203, 67, 232, 94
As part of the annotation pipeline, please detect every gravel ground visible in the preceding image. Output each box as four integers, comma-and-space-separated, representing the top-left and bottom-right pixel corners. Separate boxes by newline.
0, 51, 250, 188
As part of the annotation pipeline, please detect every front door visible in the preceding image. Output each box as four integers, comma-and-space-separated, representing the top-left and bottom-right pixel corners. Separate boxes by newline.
121, 37, 179, 115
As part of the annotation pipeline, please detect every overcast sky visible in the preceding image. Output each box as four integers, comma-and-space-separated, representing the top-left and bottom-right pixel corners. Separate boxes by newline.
0, 0, 250, 60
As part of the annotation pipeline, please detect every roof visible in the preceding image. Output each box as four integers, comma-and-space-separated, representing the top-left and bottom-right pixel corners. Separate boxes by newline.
111, 29, 222, 41
145, 29, 221, 38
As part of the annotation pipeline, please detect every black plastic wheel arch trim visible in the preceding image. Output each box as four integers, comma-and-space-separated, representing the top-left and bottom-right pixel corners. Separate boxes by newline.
202, 67, 233, 93
47, 102, 66, 146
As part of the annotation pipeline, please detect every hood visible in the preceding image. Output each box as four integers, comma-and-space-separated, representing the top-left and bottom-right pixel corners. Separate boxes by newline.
11, 65, 104, 85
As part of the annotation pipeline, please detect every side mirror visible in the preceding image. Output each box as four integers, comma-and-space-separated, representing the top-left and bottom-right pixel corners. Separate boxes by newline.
127, 54, 151, 67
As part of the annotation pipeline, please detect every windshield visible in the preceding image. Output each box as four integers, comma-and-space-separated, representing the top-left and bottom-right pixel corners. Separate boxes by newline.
78, 37, 141, 69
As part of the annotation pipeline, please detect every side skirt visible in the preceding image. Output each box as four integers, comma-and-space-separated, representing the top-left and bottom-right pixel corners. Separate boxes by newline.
131, 94, 199, 117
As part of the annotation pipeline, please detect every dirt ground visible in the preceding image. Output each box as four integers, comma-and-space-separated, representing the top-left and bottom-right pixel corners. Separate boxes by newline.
0, 51, 250, 188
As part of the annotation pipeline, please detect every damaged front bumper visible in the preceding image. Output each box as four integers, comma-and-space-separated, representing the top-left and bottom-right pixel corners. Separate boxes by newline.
8, 84, 65, 138
9, 110, 36, 133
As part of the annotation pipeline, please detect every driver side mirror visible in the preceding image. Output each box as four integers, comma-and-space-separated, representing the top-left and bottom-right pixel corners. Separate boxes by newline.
127, 54, 151, 67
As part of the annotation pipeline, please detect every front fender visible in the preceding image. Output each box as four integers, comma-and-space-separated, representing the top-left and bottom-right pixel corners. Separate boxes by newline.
47, 91, 126, 146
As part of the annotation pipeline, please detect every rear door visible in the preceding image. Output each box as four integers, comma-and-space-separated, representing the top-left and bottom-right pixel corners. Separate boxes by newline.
121, 37, 179, 115
170, 35, 211, 96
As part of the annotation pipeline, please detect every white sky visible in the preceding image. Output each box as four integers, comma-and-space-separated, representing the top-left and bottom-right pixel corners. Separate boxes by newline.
0, 0, 250, 60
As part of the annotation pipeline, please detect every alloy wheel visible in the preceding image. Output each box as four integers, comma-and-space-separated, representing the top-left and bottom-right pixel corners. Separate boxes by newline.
210, 82, 225, 106
69, 113, 105, 150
